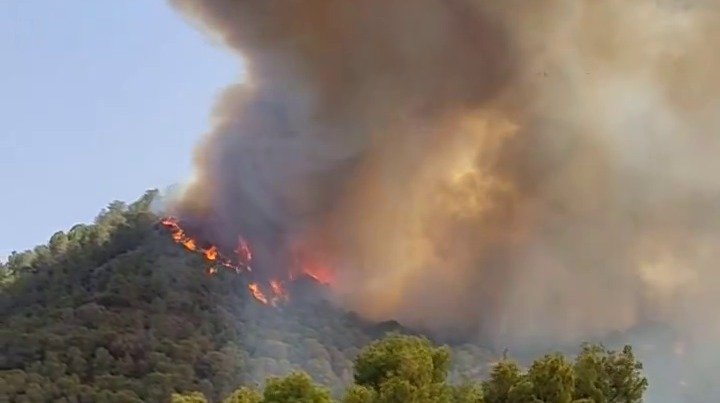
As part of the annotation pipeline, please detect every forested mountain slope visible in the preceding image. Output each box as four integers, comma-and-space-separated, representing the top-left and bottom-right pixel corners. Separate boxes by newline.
0, 191, 493, 402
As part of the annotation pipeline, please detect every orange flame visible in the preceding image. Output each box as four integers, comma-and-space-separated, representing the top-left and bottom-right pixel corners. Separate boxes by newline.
160, 216, 249, 273
162, 217, 198, 251
290, 244, 334, 285
302, 266, 333, 285
160, 217, 334, 307
204, 245, 218, 261
248, 282, 269, 305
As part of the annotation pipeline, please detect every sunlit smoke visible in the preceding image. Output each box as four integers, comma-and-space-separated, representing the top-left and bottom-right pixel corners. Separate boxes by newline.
167, 1, 720, 397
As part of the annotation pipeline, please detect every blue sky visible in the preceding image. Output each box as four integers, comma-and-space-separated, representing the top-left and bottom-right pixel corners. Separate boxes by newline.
0, 1, 240, 260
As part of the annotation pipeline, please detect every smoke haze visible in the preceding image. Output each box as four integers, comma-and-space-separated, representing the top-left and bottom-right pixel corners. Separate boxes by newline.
167, 0, 720, 397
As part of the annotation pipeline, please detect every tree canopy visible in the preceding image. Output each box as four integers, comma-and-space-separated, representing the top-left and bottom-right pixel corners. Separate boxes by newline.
351, 334, 452, 402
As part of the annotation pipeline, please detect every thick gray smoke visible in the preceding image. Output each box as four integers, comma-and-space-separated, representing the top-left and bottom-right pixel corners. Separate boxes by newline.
168, 0, 720, 399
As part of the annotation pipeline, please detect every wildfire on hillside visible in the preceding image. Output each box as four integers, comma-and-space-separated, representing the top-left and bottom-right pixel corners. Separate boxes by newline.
160, 216, 251, 272
289, 243, 334, 285
159, 216, 330, 306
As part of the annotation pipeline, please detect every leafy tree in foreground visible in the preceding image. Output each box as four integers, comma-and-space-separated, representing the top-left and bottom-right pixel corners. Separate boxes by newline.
526, 354, 575, 402
481, 344, 647, 403
483, 360, 523, 403
171, 391, 208, 402
263, 371, 332, 403
451, 380, 484, 403
573, 344, 648, 403
223, 386, 263, 403
351, 333, 452, 403
342, 385, 377, 403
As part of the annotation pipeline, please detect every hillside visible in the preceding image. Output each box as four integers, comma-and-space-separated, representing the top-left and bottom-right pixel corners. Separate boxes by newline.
0, 191, 494, 402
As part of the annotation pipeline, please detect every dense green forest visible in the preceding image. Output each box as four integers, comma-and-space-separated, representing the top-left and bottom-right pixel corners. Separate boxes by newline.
0, 191, 647, 402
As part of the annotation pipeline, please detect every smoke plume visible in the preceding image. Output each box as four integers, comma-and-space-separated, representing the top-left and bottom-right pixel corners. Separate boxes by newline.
168, 0, 720, 362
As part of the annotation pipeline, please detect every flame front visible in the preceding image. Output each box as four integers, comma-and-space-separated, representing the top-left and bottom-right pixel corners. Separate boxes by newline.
160, 216, 331, 307
161, 217, 198, 251
290, 245, 334, 285
160, 216, 250, 274
269, 280, 288, 305
248, 281, 288, 306
248, 283, 269, 305
204, 245, 218, 261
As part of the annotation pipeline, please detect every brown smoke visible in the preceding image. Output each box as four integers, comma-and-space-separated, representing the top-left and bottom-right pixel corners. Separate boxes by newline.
168, 0, 720, 350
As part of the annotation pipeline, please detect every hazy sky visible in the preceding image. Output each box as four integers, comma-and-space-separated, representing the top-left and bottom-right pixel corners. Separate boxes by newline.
0, 1, 238, 260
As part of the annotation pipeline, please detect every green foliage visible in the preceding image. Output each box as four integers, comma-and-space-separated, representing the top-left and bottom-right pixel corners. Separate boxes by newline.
483, 360, 523, 403
352, 334, 452, 402
481, 345, 648, 403
263, 371, 331, 403
573, 344, 648, 403
172, 391, 209, 402
343, 385, 377, 403
451, 381, 484, 403
223, 386, 263, 403
526, 354, 575, 403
